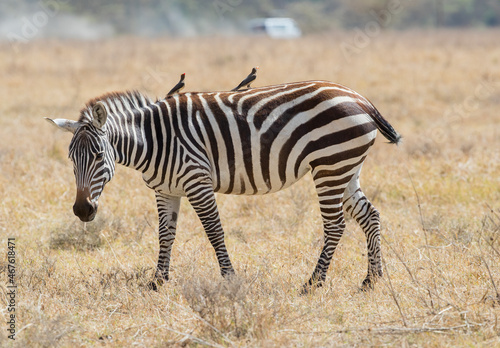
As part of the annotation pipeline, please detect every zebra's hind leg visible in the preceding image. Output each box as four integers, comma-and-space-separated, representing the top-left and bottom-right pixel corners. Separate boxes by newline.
343, 169, 383, 290
186, 184, 235, 279
149, 193, 181, 291
302, 171, 351, 294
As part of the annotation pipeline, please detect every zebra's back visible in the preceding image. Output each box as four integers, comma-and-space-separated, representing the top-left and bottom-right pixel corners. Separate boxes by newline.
162, 81, 381, 196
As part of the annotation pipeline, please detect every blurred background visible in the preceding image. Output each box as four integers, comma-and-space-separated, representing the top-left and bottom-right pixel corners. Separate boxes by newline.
1, 0, 500, 41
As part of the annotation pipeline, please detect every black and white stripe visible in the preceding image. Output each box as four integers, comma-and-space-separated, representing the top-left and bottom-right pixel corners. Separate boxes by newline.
49, 80, 400, 291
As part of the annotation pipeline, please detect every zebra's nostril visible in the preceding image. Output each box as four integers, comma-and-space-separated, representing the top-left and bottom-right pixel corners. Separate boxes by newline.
87, 203, 94, 216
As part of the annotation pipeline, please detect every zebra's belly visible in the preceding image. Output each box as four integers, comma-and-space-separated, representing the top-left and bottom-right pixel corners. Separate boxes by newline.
212, 162, 311, 195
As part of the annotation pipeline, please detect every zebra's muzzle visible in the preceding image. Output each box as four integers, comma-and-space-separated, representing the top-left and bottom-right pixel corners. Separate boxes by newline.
73, 189, 98, 222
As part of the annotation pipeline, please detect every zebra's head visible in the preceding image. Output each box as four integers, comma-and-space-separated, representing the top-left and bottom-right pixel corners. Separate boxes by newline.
46, 102, 115, 222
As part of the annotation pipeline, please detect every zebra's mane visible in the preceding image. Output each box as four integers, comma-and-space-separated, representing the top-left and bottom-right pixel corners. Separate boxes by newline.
78, 90, 153, 123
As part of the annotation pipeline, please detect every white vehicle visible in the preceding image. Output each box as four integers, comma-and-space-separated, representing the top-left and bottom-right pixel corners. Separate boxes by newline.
248, 17, 302, 39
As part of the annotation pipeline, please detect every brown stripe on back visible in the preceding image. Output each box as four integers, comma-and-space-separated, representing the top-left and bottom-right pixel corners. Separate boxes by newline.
260, 92, 329, 190
251, 84, 319, 130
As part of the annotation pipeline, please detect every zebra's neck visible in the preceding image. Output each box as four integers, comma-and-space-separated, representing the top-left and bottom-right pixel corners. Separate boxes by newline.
80, 91, 170, 173
106, 108, 146, 170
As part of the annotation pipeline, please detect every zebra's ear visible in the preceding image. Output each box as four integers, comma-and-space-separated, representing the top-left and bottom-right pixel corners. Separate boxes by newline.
45, 118, 81, 134
92, 101, 108, 129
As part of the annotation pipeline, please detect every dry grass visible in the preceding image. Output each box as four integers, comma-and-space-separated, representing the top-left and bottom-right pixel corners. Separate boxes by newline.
0, 29, 499, 347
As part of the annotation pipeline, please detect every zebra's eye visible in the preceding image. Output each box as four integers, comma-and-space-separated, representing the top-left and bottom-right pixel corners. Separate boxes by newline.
96, 151, 105, 161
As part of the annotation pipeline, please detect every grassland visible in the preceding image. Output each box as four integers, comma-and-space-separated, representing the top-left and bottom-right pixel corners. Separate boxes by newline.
0, 30, 499, 347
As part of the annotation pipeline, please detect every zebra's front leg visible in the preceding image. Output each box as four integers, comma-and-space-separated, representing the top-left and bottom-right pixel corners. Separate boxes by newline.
187, 184, 235, 278
148, 193, 181, 291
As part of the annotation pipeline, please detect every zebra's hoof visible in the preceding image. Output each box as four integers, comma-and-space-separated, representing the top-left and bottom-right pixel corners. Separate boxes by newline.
147, 278, 164, 291
360, 277, 377, 292
299, 280, 323, 295
147, 281, 158, 291
299, 285, 310, 296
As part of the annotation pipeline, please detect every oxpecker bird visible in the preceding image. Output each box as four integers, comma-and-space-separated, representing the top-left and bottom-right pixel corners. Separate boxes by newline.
231, 66, 259, 91
167, 73, 186, 97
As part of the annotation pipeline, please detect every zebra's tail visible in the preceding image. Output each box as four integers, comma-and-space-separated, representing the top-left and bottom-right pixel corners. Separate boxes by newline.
369, 106, 402, 145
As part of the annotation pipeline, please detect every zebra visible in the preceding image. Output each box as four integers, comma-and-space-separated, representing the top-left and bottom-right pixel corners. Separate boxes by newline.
46, 80, 401, 293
